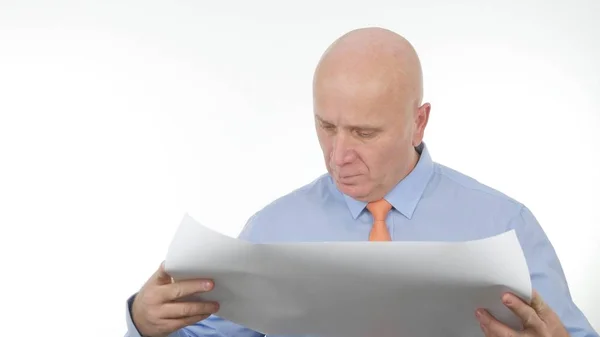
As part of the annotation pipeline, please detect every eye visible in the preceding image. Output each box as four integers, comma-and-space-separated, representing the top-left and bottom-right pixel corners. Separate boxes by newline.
355, 130, 376, 138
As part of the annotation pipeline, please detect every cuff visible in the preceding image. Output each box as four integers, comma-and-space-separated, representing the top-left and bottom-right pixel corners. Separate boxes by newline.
125, 293, 143, 337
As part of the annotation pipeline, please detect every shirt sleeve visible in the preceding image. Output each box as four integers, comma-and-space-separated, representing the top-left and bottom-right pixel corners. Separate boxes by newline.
509, 205, 598, 337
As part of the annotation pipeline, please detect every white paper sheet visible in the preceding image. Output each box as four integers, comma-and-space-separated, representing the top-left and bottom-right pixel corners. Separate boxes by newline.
164, 213, 532, 337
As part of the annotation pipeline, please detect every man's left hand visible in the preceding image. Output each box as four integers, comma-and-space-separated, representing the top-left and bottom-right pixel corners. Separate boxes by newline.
476, 290, 569, 337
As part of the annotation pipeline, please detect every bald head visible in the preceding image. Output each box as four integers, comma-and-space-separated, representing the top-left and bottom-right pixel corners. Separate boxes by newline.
313, 27, 424, 109
312, 27, 431, 202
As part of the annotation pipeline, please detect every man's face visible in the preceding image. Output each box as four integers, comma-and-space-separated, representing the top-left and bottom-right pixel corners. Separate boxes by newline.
313, 72, 426, 202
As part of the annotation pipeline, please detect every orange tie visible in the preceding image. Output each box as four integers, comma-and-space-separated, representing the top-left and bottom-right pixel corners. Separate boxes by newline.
367, 199, 392, 241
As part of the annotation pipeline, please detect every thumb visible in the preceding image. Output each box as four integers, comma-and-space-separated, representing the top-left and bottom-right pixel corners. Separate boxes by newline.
154, 261, 173, 285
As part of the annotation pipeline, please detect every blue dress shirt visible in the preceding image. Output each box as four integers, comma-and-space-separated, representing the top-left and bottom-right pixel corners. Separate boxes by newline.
125, 143, 597, 337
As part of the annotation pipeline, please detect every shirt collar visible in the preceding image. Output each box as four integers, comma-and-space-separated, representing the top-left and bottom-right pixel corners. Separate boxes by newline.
339, 142, 434, 220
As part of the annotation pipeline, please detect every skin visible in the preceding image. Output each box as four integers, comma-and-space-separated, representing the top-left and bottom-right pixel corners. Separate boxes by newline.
131, 263, 219, 337
477, 290, 569, 337
312, 27, 430, 202
131, 27, 571, 337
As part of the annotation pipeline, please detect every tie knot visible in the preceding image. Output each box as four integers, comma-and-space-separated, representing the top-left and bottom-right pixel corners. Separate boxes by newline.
366, 199, 392, 221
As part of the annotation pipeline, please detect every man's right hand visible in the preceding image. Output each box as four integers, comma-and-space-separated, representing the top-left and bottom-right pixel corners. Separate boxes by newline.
131, 262, 220, 337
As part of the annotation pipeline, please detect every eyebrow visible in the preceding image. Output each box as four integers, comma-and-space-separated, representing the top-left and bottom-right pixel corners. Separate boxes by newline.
315, 115, 382, 131
314, 115, 332, 125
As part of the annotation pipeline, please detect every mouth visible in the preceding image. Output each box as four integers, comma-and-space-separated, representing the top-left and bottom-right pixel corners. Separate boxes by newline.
337, 174, 362, 185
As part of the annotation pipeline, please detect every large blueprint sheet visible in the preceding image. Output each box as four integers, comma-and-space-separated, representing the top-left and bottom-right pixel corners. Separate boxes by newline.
165, 214, 532, 337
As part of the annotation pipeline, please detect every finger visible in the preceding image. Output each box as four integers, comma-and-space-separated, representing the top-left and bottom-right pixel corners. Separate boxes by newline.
530, 290, 550, 319
160, 301, 220, 319
502, 293, 545, 332
480, 321, 493, 337
159, 279, 215, 302
476, 309, 522, 337
153, 261, 173, 285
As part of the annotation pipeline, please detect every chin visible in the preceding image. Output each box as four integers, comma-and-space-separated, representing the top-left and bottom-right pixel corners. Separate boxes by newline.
336, 181, 370, 201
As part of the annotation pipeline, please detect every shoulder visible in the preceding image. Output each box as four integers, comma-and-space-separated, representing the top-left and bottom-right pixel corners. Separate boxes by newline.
431, 162, 525, 213
430, 162, 544, 230
431, 166, 592, 333
237, 173, 334, 241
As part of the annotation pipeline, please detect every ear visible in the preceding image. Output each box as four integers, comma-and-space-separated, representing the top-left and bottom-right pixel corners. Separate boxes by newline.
412, 103, 431, 146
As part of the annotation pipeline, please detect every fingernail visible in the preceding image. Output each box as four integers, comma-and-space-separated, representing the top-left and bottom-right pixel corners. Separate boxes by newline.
201, 281, 213, 290
476, 310, 490, 324
502, 294, 512, 305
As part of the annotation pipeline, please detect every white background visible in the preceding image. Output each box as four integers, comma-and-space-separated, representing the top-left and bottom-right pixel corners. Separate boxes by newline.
0, 1, 598, 336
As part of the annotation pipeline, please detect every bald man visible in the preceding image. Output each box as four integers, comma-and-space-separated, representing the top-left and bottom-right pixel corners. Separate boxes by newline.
125, 28, 597, 337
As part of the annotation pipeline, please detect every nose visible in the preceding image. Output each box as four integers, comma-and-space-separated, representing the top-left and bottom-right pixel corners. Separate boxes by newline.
332, 133, 356, 166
